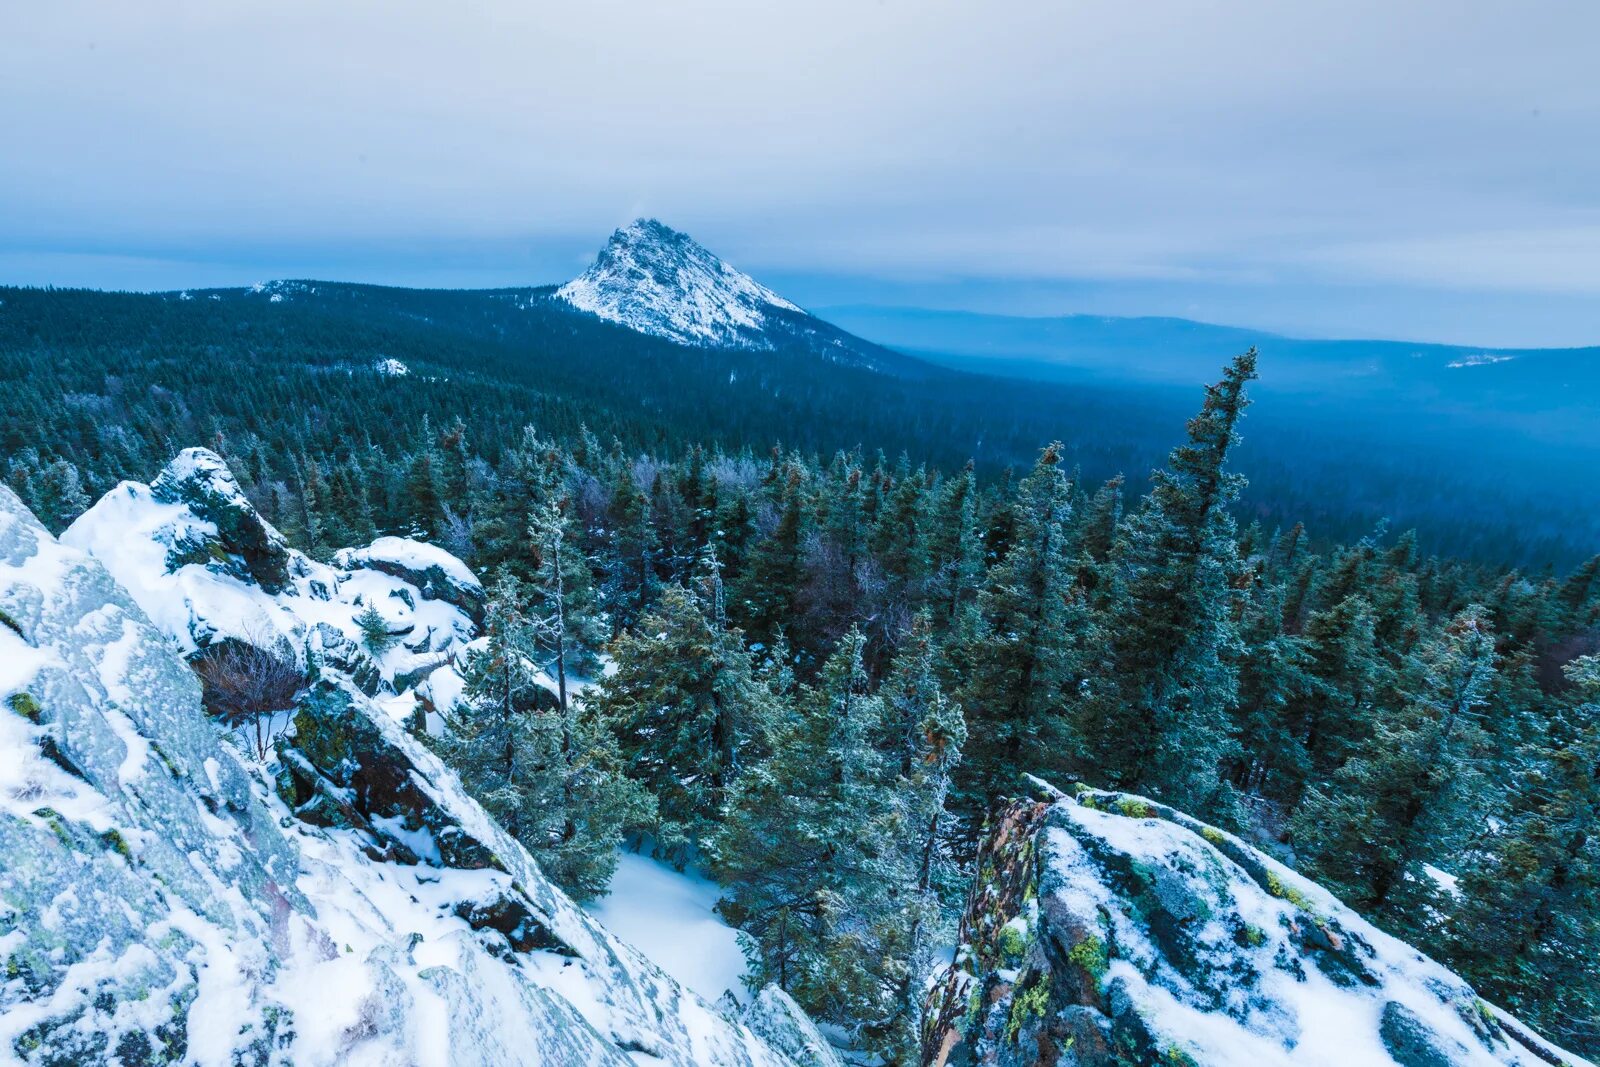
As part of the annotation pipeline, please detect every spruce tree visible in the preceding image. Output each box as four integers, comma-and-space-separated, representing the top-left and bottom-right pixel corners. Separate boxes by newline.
875, 615, 967, 1062
1448, 656, 1600, 1055
735, 463, 808, 647
1078, 350, 1257, 813
527, 493, 606, 709
605, 460, 658, 633
1291, 605, 1498, 923
433, 572, 652, 900
953, 443, 1093, 817
711, 628, 902, 1032
594, 575, 776, 860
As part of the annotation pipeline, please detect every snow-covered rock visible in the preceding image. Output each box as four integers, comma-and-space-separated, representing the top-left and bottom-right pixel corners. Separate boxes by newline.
64, 448, 476, 695
4, 473, 802, 1065
555, 219, 911, 374
742, 986, 846, 1067
922, 783, 1590, 1067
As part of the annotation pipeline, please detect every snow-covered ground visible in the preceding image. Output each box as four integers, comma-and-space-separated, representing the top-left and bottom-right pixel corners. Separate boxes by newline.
583, 851, 749, 1005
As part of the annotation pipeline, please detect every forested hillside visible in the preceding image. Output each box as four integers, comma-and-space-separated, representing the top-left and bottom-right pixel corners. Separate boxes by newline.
5, 281, 1597, 1058
1, 282, 1593, 567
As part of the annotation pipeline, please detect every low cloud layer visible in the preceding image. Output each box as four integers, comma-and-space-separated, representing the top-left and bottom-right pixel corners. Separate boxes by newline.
3, 0, 1596, 344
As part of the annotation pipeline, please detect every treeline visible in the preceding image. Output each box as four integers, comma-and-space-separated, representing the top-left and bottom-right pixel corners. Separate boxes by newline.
2, 282, 1595, 568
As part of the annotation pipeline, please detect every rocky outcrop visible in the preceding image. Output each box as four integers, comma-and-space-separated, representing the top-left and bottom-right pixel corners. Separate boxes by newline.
922, 781, 1587, 1067
743, 986, 847, 1067
2, 479, 799, 1066
335, 536, 486, 624
63, 449, 475, 695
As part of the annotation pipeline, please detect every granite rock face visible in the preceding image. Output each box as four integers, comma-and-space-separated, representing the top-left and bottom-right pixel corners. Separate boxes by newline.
922, 782, 1589, 1067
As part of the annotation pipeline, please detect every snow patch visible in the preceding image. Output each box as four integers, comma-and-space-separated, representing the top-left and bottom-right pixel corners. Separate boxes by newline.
581, 852, 750, 1004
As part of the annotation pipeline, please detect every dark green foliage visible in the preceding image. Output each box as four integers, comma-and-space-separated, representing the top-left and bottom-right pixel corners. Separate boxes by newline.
592, 581, 776, 860
6, 282, 1599, 1056
1292, 605, 1498, 924
1446, 656, 1600, 1052
954, 442, 1095, 813
354, 604, 393, 654
431, 573, 654, 900
1076, 351, 1256, 812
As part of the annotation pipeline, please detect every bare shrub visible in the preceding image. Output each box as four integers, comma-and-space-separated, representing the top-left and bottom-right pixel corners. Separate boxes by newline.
191, 638, 305, 759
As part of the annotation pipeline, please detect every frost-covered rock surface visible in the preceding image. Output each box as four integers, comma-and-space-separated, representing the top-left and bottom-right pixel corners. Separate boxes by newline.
742, 986, 846, 1067
922, 782, 1591, 1067
2, 474, 800, 1066
556, 218, 912, 374
63, 448, 478, 695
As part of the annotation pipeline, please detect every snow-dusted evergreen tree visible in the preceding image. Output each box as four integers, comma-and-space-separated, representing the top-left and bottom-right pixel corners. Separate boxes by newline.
354, 603, 393, 654
594, 555, 777, 861
954, 442, 1094, 814
876, 613, 967, 1063
921, 461, 982, 624
527, 492, 606, 709
1076, 350, 1257, 814
1448, 654, 1600, 1054
434, 571, 652, 900
1292, 604, 1498, 923
711, 627, 902, 1036
605, 458, 658, 633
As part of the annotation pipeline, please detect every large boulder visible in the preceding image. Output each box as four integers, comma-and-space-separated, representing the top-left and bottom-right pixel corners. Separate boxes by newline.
922, 782, 1587, 1067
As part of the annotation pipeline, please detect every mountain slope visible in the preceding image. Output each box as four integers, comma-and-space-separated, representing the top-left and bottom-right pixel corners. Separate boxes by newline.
820, 304, 1600, 448
556, 219, 921, 375
0, 455, 809, 1066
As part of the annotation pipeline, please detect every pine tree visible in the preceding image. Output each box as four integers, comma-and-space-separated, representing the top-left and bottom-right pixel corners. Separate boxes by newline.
1447, 655, 1600, 1056
355, 603, 393, 654
594, 574, 776, 860
951, 443, 1093, 819
1291, 605, 1498, 923
875, 614, 967, 1061
735, 463, 808, 647
1077, 351, 1257, 814
31, 457, 90, 533
712, 628, 902, 1032
605, 460, 658, 633
1297, 595, 1387, 784
1228, 571, 1314, 798
433, 572, 653, 900
527, 493, 607, 709
922, 462, 982, 624
404, 444, 445, 540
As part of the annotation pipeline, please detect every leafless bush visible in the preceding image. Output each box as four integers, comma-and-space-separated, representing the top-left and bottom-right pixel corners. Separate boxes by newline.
192, 638, 306, 759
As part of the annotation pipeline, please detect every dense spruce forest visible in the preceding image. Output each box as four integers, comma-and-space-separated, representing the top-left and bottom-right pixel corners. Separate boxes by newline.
1, 282, 1594, 568
4, 284, 1600, 1057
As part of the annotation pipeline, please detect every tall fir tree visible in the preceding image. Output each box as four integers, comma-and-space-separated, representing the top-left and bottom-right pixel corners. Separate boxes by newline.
712, 628, 903, 1034
594, 574, 777, 861
432, 572, 654, 900
954, 443, 1093, 818
1446, 655, 1600, 1055
1077, 350, 1257, 814
1291, 605, 1499, 925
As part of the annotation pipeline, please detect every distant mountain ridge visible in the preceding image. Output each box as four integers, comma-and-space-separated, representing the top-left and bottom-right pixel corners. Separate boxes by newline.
555, 219, 921, 375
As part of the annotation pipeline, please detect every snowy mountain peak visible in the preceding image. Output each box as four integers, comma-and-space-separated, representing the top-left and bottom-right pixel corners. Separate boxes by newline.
556, 218, 804, 349
554, 219, 920, 375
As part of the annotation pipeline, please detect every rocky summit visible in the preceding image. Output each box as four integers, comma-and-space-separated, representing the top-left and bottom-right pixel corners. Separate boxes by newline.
556, 218, 916, 373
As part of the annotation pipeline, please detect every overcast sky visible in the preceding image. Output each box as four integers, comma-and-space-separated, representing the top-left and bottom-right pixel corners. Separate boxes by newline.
3, 1, 1597, 346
